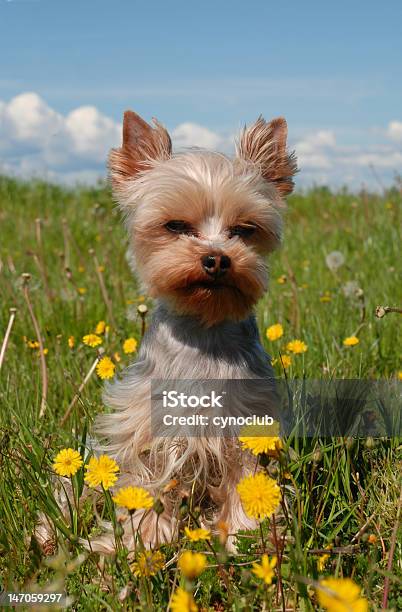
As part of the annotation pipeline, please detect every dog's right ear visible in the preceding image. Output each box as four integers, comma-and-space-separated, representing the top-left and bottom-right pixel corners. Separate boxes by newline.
109, 110, 172, 193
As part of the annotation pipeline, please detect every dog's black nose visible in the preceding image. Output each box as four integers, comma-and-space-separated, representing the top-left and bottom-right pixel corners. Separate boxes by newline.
201, 254, 231, 277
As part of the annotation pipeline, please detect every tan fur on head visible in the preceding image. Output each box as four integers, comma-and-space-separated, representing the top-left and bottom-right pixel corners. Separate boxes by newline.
108, 110, 297, 326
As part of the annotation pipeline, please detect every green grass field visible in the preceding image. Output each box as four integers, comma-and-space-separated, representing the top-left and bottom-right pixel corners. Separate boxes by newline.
0, 175, 401, 610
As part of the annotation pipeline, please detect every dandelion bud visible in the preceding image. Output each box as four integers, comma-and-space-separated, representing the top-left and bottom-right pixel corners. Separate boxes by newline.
153, 499, 165, 515
192, 505, 201, 519
312, 448, 322, 463
365, 437, 376, 449
115, 524, 125, 538
179, 504, 189, 518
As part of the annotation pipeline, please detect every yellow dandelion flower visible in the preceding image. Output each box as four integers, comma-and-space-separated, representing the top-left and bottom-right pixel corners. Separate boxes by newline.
130, 550, 165, 577
113, 351, 121, 362
368, 534, 377, 544
343, 336, 359, 347
317, 546, 332, 572
239, 423, 282, 456
84, 454, 119, 490
316, 577, 368, 612
171, 587, 198, 612
68, 335, 75, 349
178, 551, 206, 580
237, 472, 281, 519
53, 448, 83, 477
96, 356, 115, 380
95, 320, 106, 335
272, 354, 292, 369
112, 486, 154, 512
123, 337, 138, 354
320, 291, 332, 303
251, 554, 277, 585
317, 554, 330, 572
266, 323, 284, 341
82, 333, 102, 347
286, 339, 308, 354
77, 287, 87, 295
277, 274, 287, 284
27, 340, 40, 349
184, 527, 211, 542
398, 371, 402, 380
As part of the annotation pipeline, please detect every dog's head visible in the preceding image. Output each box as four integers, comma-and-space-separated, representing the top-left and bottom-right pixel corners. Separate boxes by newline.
110, 111, 297, 326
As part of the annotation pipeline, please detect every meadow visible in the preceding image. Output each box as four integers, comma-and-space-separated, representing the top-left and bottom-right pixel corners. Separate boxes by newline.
0, 174, 401, 611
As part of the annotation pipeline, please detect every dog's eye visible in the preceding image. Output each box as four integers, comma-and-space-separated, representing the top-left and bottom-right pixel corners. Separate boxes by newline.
228, 224, 257, 239
164, 220, 195, 235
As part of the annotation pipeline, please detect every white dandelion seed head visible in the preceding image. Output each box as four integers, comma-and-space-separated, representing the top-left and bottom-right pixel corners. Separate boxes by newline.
325, 251, 345, 271
342, 281, 362, 299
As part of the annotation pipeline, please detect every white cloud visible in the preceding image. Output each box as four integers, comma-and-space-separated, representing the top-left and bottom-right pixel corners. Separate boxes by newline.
295, 130, 336, 170
3, 92, 64, 145
297, 130, 336, 152
171, 122, 224, 149
387, 120, 402, 142
0, 92, 121, 175
1, 92, 401, 189
65, 106, 121, 161
294, 126, 402, 185
351, 151, 402, 168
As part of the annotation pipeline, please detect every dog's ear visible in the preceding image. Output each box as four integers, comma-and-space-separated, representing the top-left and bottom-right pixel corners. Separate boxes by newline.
236, 116, 297, 196
109, 110, 172, 192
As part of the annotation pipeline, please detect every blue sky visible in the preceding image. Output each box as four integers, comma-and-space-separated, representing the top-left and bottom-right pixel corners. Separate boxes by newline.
1, 0, 402, 188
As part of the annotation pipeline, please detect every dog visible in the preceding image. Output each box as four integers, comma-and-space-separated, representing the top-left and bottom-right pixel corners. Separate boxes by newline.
36, 110, 297, 555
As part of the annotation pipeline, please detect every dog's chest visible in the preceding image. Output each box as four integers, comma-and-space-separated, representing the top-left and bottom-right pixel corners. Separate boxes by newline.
139, 305, 273, 381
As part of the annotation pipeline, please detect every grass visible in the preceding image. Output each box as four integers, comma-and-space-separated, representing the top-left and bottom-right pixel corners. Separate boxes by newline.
0, 174, 401, 610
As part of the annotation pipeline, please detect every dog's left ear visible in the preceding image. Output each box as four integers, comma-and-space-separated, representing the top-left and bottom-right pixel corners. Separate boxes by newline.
236, 116, 297, 196
109, 110, 172, 193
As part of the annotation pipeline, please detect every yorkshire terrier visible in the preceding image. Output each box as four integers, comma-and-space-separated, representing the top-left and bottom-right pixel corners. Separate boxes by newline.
36, 110, 296, 554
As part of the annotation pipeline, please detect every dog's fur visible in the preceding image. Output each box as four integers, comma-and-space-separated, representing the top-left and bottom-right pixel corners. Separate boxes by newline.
36, 111, 296, 555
